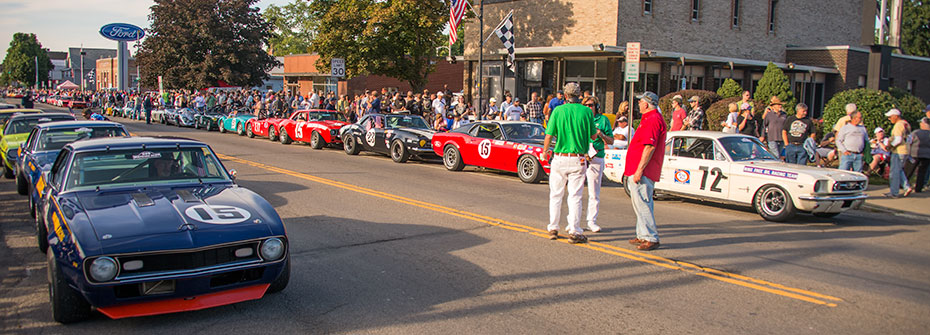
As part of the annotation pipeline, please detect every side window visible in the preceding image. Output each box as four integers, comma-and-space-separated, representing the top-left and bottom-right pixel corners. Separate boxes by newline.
470, 124, 500, 139
49, 148, 71, 188
362, 117, 373, 130
25, 129, 39, 151
373, 116, 385, 129
686, 139, 716, 160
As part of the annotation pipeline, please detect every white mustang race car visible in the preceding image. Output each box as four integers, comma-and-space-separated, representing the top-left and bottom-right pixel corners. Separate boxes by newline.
604, 131, 868, 221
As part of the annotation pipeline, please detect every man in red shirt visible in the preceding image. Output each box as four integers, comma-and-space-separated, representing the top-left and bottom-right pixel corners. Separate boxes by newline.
624, 91, 668, 251
669, 95, 686, 131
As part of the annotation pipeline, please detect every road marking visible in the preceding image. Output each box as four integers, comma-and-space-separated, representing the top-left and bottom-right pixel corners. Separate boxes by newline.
217, 153, 842, 307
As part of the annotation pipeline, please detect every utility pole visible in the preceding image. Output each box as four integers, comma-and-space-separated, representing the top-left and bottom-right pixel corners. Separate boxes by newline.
477, 0, 484, 120
34, 55, 38, 90
80, 45, 86, 92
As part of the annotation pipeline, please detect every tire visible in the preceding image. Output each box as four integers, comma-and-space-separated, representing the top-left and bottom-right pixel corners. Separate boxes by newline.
622, 176, 631, 197
443, 145, 465, 171
247, 124, 255, 138
753, 185, 796, 222
279, 128, 292, 144
343, 134, 360, 155
266, 257, 290, 294
390, 140, 409, 163
310, 131, 325, 150
268, 127, 277, 141
176, 117, 182, 127
36, 207, 48, 253
219, 122, 227, 133
237, 123, 245, 136
16, 171, 28, 195
517, 155, 544, 183
812, 212, 841, 218
48, 251, 91, 323
194, 120, 200, 129
3, 163, 13, 179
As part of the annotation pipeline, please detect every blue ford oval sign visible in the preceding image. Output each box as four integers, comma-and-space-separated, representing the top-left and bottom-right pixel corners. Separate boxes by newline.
99, 23, 145, 42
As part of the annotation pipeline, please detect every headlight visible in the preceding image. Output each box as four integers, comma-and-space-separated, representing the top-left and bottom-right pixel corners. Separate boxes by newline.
89, 257, 119, 282
260, 238, 285, 261
6, 148, 17, 160
419, 139, 427, 147
814, 180, 828, 193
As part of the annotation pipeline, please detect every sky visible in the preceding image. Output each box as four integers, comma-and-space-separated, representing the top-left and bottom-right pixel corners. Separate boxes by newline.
0, 0, 291, 60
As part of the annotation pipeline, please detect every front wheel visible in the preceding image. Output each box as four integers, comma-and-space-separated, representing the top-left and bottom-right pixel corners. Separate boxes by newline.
219, 122, 227, 133
517, 155, 544, 183
343, 134, 360, 155
36, 208, 48, 253
16, 171, 28, 195
267, 257, 290, 293
280, 128, 292, 144
622, 175, 631, 197
48, 251, 91, 323
237, 123, 245, 136
391, 140, 410, 163
268, 127, 277, 141
443, 145, 465, 171
246, 124, 255, 138
3, 163, 14, 179
753, 185, 796, 222
310, 131, 325, 150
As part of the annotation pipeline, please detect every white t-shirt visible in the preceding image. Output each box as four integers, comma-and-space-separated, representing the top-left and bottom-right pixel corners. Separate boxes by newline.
723, 112, 739, 133
505, 105, 523, 121
432, 98, 446, 116
611, 126, 634, 148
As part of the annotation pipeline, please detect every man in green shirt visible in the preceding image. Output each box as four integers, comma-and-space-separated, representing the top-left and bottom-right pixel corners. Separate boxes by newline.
583, 96, 614, 233
542, 83, 598, 244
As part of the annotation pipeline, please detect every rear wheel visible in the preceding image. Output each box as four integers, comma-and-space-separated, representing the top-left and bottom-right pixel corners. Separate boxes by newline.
268, 127, 277, 141
3, 163, 14, 179
343, 134, 360, 155
219, 121, 227, 133
246, 124, 255, 138
16, 171, 28, 195
753, 185, 796, 222
310, 132, 325, 150
622, 176, 631, 197
267, 257, 290, 294
390, 140, 410, 163
279, 128, 292, 144
517, 155, 544, 183
48, 251, 91, 323
443, 145, 465, 171
36, 207, 48, 253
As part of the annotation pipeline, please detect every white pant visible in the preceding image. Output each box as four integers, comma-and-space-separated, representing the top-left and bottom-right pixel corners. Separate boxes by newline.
548, 155, 587, 234
585, 157, 605, 226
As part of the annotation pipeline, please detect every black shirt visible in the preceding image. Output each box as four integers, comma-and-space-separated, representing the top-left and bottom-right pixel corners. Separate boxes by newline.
737, 115, 759, 137
782, 115, 814, 145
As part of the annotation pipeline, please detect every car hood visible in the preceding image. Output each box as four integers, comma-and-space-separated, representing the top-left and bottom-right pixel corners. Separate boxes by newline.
511, 138, 545, 147
319, 120, 350, 129
742, 161, 867, 181
68, 185, 280, 254
1, 133, 29, 151
394, 128, 435, 138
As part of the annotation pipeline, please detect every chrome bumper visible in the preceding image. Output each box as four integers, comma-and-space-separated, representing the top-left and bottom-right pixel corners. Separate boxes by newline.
798, 194, 868, 213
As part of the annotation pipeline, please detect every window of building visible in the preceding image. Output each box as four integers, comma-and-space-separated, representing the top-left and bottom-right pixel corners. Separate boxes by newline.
564, 60, 608, 107
907, 80, 915, 94
670, 65, 705, 90
691, 0, 701, 21
857, 75, 866, 88
768, 0, 778, 33
713, 68, 744, 90
793, 73, 826, 118
731, 0, 741, 28
643, 0, 653, 15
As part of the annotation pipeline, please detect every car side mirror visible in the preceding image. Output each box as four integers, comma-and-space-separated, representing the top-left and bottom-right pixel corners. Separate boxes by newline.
228, 169, 237, 181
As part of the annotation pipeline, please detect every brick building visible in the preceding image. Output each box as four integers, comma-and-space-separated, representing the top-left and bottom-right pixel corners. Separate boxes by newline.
462, 0, 930, 117
95, 57, 138, 91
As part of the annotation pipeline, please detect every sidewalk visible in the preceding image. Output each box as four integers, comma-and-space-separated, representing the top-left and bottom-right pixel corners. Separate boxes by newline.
861, 184, 930, 219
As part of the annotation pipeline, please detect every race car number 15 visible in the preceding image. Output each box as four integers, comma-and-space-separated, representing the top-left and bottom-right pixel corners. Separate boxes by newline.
184, 205, 252, 224
478, 139, 492, 159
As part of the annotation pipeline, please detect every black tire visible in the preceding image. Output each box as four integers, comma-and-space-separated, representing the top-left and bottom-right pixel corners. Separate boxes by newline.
517, 155, 544, 183
279, 128, 292, 144
266, 257, 290, 294
194, 120, 200, 129
247, 123, 255, 138
443, 145, 465, 171
16, 171, 28, 195
268, 127, 277, 141
390, 140, 410, 163
753, 185, 796, 222
237, 122, 245, 136
343, 134, 360, 155
48, 251, 91, 323
36, 206, 48, 253
219, 122, 227, 133
3, 163, 14, 179
310, 131, 325, 150
812, 212, 841, 218
176, 117, 182, 127
622, 176, 632, 197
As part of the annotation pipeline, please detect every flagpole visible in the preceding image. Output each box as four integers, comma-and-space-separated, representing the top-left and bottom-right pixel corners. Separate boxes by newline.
477, 0, 484, 121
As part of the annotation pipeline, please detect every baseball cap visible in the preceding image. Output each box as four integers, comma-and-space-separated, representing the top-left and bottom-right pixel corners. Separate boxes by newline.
885, 108, 901, 117
636, 91, 659, 105
672, 95, 683, 103
688, 95, 700, 103
437, 91, 444, 96
514, 97, 520, 102
489, 97, 497, 103
618, 116, 629, 123
874, 127, 884, 134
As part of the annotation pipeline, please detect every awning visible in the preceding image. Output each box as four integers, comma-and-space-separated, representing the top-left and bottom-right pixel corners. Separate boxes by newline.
56, 80, 79, 90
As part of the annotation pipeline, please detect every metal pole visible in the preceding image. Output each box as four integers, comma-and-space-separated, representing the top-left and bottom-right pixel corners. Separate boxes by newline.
878, 0, 888, 45
628, 83, 633, 140
477, 0, 484, 121
34, 56, 38, 90
80, 45, 85, 92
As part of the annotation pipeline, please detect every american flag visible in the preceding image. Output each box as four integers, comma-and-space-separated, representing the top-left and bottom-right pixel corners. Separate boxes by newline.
448, 0, 469, 44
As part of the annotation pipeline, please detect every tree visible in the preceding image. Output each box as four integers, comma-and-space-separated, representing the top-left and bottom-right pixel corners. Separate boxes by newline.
135, 0, 278, 90
0, 33, 53, 87
263, 0, 315, 56
901, 0, 930, 57
309, 0, 448, 91
753, 62, 796, 112
716, 78, 742, 99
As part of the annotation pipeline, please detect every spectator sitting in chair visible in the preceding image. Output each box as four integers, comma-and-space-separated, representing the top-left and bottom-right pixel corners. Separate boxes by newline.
869, 127, 890, 175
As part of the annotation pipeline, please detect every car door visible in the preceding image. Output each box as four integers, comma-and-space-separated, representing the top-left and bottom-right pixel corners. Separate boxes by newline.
665, 136, 730, 199
291, 112, 308, 141
465, 123, 510, 170
362, 115, 387, 153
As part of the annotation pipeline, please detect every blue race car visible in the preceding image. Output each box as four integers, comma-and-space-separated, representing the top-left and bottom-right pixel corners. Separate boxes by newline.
38, 137, 289, 323
16, 121, 129, 218
218, 109, 255, 136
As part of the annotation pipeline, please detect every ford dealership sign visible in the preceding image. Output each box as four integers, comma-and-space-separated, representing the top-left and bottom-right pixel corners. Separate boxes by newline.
99, 23, 145, 41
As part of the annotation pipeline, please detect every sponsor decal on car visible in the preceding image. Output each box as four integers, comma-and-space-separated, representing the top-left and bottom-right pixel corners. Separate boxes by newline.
674, 169, 691, 184
478, 139, 492, 159
365, 129, 377, 146
132, 151, 161, 160
743, 166, 798, 179
609, 153, 623, 160
605, 163, 614, 168
184, 205, 251, 224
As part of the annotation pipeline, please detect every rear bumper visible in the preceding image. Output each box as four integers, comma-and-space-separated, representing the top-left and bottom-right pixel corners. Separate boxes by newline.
96, 283, 269, 319
797, 194, 868, 213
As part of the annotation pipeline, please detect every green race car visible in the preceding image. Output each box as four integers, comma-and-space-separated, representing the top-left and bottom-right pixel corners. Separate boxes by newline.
0, 109, 42, 133
1, 113, 75, 178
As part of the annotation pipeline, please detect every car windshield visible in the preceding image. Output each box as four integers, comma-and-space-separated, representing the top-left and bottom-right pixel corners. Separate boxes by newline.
502, 123, 546, 141
385, 115, 429, 129
64, 146, 229, 191
308, 112, 347, 122
5, 116, 74, 135
0, 111, 40, 125
37, 126, 127, 151
718, 136, 778, 161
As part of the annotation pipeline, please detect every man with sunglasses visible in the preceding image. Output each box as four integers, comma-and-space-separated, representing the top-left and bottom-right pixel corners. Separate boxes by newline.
583, 96, 613, 233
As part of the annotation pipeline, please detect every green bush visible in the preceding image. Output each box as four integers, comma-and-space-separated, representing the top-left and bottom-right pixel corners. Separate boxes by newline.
754, 62, 797, 113
716, 78, 742, 99
823, 89, 899, 136
657, 89, 720, 128
705, 97, 740, 132
888, 87, 927, 125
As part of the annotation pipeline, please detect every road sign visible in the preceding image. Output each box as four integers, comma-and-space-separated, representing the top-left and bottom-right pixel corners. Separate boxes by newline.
626, 42, 641, 63
625, 42, 641, 83
625, 63, 639, 82
330, 58, 345, 77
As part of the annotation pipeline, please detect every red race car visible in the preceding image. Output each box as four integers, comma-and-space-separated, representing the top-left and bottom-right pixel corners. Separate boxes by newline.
245, 113, 290, 141
275, 109, 350, 148
432, 121, 551, 183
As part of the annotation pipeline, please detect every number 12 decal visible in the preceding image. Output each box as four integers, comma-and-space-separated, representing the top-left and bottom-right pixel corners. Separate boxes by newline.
698, 166, 726, 192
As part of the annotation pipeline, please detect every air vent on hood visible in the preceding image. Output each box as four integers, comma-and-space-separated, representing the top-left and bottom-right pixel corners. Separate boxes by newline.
176, 190, 200, 203
131, 193, 155, 207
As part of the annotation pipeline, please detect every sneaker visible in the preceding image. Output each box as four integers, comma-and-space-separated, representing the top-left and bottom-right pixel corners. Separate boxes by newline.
903, 188, 915, 197
883, 192, 901, 198
629, 238, 647, 245
637, 241, 660, 251
569, 233, 588, 244
548, 230, 559, 240
588, 222, 602, 233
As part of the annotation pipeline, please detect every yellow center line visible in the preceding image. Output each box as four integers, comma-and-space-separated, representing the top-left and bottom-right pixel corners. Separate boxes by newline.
217, 153, 842, 307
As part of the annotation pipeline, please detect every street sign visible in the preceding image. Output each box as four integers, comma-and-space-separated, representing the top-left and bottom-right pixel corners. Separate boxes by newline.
625, 62, 639, 82
626, 42, 641, 63
625, 42, 641, 83
330, 58, 345, 77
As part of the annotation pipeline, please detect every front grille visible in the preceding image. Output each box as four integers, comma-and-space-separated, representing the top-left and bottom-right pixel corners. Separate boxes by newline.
833, 180, 866, 192
115, 242, 260, 278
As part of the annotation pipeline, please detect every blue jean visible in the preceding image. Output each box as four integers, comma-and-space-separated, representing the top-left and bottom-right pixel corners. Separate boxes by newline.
839, 153, 863, 172
767, 141, 784, 159
785, 144, 807, 165
889, 153, 909, 196
630, 176, 658, 243
529, 117, 544, 124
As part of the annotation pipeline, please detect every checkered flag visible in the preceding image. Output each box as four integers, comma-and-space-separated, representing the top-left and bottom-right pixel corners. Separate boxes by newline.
494, 11, 515, 73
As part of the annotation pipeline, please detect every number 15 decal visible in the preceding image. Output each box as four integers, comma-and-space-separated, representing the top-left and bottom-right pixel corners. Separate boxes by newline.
184, 205, 251, 224
699, 166, 727, 192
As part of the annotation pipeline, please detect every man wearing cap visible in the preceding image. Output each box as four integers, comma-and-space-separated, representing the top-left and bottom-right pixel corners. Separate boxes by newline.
869, 127, 890, 172
886, 108, 911, 197
612, 116, 634, 148
836, 111, 868, 172
761, 96, 788, 159
485, 97, 499, 120
684, 96, 705, 130
669, 95, 687, 131
782, 103, 814, 165
542, 83, 598, 244
505, 97, 524, 121
432, 92, 446, 119
833, 103, 858, 133
625, 91, 667, 251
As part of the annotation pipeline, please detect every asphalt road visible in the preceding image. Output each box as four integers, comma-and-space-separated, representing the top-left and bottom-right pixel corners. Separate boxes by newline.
2, 102, 929, 334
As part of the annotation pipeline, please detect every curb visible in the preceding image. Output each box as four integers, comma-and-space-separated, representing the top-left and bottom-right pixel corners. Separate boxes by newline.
860, 202, 930, 221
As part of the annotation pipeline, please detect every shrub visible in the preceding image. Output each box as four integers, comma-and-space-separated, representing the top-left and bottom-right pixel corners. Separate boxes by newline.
657, 89, 720, 128
705, 97, 740, 132
754, 62, 797, 113
716, 78, 742, 99
888, 87, 927, 125
823, 89, 898, 136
